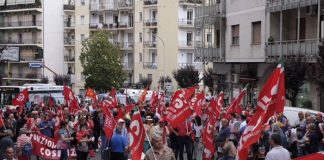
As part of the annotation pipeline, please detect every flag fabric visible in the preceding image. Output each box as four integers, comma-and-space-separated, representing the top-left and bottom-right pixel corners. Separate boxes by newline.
85, 88, 97, 102
184, 86, 197, 100
227, 87, 247, 115
49, 94, 55, 107
138, 88, 148, 109
202, 116, 216, 160
12, 88, 29, 106
255, 64, 285, 123
157, 92, 166, 118
0, 113, 4, 128
166, 89, 192, 128
150, 91, 159, 111
102, 107, 116, 138
129, 111, 145, 160
115, 107, 124, 121
209, 96, 221, 119
125, 103, 136, 114
109, 87, 118, 108
63, 86, 80, 114
190, 91, 205, 116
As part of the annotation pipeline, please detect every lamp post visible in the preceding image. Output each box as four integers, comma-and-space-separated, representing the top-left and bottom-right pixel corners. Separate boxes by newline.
155, 35, 165, 91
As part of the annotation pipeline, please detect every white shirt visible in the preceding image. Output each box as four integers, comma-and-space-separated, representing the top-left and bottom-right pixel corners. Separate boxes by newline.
193, 124, 203, 138
265, 146, 291, 160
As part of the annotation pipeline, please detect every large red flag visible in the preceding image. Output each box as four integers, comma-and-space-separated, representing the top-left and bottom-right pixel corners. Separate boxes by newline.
109, 87, 118, 108
202, 116, 216, 160
166, 89, 192, 128
138, 88, 148, 109
102, 107, 116, 138
63, 86, 80, 114
185, 86, 197, 100
256, 64, 285, 122
226, 87, 247, 115
12, 88, 29, 106
85, 88, 97, 102
0, 112, 4, 128
190, 91, 205, 117
129, 111, 145, 160
150, 91, 159, 111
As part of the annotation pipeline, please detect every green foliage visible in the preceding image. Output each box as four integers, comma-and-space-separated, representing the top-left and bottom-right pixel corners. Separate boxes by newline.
159, 76, 172, 88
79, 31, 125, 92
140, 77, 152, 89
285, 59, 307, 107
172, 66, 199, 88
53, 75, 70, 85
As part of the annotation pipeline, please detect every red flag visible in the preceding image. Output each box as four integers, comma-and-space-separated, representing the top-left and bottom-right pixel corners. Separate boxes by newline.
102, 107, 116, 138
256, 64, 285, 122
185, 86, 197, 100
115, 107, 124, 120
109, 87, 118, 108
85, 88, 97, 102
0, 113, 4, 128
237, 112, 265, 160
125, 103, 135, 114
12, 88, 29, 106
150, 91, 159, 111
63, 86, 80, 114
202, 117, 216, 160
157, 92, 166, 118
138, 89, 148, 109
49, 94, 55, 107
190, 91, 205, 116
129, 111, 145, 160
227, 88, 246, 115
210, 97, 221, 119
166, 89, 192, 128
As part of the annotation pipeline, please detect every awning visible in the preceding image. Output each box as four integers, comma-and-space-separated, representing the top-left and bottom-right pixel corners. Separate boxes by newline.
293, 152, 324, 160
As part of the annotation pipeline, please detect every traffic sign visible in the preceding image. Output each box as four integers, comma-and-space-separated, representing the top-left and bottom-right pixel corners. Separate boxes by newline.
29, 63, 43, 68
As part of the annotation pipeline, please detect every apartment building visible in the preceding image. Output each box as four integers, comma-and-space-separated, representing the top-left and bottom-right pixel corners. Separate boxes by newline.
0, 0, 78, 88
195, 0, 323, 110
88, 0, 205, 91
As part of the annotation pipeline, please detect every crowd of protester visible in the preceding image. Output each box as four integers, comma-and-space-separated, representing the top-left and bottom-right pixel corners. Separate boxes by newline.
1, 93, 324, 160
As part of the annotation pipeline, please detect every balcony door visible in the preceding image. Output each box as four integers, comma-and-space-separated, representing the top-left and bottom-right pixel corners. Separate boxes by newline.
296, 17, 306, 40
187, 10, 193, 24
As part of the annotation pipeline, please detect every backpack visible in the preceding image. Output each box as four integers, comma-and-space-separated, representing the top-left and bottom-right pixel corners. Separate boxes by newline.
22, 143, 32, 156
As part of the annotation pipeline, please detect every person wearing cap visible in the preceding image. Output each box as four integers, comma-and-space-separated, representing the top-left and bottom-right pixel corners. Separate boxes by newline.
145, 135, 176, 160
0, 129, 14, 160
113, 118, 129, 146
144, 116, 154, 152
17, 128, 31, 160
153, 119, 169, 145
110, 125, 128, 160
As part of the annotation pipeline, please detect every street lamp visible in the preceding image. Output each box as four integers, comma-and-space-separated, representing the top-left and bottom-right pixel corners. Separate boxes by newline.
155, 35, 166, 91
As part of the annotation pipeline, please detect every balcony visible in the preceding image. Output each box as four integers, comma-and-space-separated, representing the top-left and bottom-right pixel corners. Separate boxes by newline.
20, 53, 42, 62
122, 62, 134, 70
143, 62, 157, 69
64, 38, 75, 46
266, 0, 318, 12
3, 73, 42, 81
265, 39, 318, 62
0, 0, 42, 11
144, 20, 158, 27
144, 41, 157, 48
179, 0, 203, 4
118, 0, 133, 9
119, 42, 134, 50
64, 55, 75, 62
90, 3, 116, 11
64, 4, 75, 10
178, 41, 194, 49
144, 0, 158, 6
178, 63, 201, 70
178, 19, 194, 27
0, 21, 42, 29
195, 47, 223, 62
0, 39, 42, 46
64, 21, 75, 28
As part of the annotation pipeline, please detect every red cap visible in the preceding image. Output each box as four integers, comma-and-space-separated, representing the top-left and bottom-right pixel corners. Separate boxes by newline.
317, 113, 323, 117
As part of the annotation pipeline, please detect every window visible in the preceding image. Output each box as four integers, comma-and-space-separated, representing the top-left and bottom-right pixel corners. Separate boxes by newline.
81, 0, 85, 5
207, 33, 212, 43
99, 15, 104, 24
81, 15, 85, 25
187, 53, 193, 64
232, 25, 240, 45
139, 12, 142, 21
151, 52, 156, 63
139, 33, 142, 42
139, 53, 142, 62
81, 34, 85, 41
187, 10, 193, 24
252, 21, 261, 44
187, 32, 192, 46
148, 74, 153, 80
139, 74, 143, 80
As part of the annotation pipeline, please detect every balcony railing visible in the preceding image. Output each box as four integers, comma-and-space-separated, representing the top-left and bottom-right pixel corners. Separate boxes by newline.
265, 39, 318, 61
64, 4, 75, 10
0, 21, 42, 27
144, 20, 157, 27
178, 63, 195, 68
64, 21, 75, 28
90, 3, 116, 11
143, 62, 157, 69
5, 73, 42, 80
266, 0, 318, 12
144, 41, 157, 48
0, 0, 42, 10
64, 55, 75, 62
0, 39, 42, 45
195, 48, 223, 62
178, 19, 193, 26
122, 62, 134, 70
114, 42, 134, 49
179, 0, 203, 4
178, 41, 194, 48
64, 39, 75, 45
118, 0, 133, 8
144, 0, 158, 5
195, 3, 222, 18
20, 54, 42, 61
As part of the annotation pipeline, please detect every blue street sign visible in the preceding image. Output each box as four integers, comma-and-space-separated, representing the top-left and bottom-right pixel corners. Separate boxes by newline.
29, 63, 43, 68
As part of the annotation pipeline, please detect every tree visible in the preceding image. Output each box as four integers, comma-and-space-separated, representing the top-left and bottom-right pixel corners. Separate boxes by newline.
172, 66, 199, 88
202, 68, 217, 95
158, 76, 172, 89
53, 74, 70, 85
285, 58, 307, 107
307, 44, 324, 93
79, 31, 125, 92
140, 77, 152, 90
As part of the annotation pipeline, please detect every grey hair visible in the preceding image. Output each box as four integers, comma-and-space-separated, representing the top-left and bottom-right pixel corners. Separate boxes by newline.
151, 134, 162, 142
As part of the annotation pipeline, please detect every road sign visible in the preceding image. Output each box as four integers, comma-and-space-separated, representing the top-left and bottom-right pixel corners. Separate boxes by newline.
29, 63, 43, 68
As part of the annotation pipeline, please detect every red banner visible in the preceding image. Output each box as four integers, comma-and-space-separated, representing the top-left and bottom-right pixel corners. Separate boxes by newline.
12, 88, 29, 106
31, 133, 76, 160
129, 111, 145, 160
